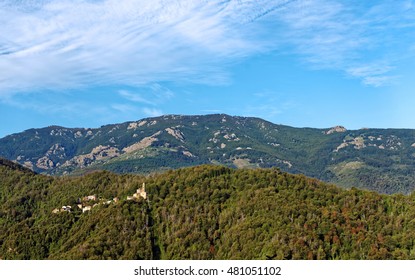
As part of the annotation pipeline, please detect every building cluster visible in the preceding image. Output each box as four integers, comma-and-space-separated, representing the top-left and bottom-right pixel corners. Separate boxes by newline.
52, 205, 72, 213
127, 183, 147, 201
52, 183, 147, 214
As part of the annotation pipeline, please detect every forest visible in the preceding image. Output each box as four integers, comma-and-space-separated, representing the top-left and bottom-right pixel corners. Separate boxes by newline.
1, 158, 415, 260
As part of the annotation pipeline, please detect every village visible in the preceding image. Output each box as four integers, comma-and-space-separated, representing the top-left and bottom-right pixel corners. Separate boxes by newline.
52, 183, 147, 214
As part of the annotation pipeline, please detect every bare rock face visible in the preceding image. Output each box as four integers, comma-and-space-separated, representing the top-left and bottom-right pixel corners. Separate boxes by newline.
127, 120, 149, 130
23, 161, 34, 170
36, 156, 55, 170
334, 136, 366, 152
182, 150, 195, 157
47, 144, 67, 159
35, 144, 67, 170
63, 145, 120, 168
165, 128, 185, 142
325, 126, 347, 135
122, 131, 161, 153
74, 131, 83, 138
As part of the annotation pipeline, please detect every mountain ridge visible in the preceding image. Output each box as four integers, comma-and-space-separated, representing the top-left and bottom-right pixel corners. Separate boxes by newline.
0, 157, 35, 174
2, 114, 415, 194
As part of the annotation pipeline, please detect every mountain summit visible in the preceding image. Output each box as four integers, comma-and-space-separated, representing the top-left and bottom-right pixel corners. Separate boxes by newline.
2, 114, 415, 194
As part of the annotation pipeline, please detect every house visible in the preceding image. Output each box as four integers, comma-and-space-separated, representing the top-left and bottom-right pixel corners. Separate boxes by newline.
140, 182, 147, 199
82, 206, 91, 213
86, 195, 96, 201
82, 195, 96, 201
128, 183, 147, 201
52, 208, 60, 214
62, 205, 72, 212
133, 182, 147, 199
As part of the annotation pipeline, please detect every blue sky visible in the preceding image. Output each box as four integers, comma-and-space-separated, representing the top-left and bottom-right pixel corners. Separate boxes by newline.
1, 0, 415, 137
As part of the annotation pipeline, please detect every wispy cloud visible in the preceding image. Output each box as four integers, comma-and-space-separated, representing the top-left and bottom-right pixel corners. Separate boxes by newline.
142, 107, 163, 117
274, 0, 415, 86
0, 0, 293, 96
346, 64, 396, 87
111, 103, 137, 113
118, 83, 174, 109
118, 90, 155, 105
1, 0, 413, 101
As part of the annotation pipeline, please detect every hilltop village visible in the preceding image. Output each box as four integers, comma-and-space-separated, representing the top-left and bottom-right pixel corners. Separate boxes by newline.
52, 183, 147, 214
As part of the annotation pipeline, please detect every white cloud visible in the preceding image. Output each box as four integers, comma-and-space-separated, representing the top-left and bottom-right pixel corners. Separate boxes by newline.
118, 83, 174, 106
361, 76, 397, 88
1, 0, 413, 100
274, 0, 415, 86
0, 0, 293, 96
347, 64, 397, 87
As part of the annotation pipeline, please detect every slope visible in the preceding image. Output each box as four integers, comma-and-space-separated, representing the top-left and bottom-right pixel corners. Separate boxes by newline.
1, 161, 415, 260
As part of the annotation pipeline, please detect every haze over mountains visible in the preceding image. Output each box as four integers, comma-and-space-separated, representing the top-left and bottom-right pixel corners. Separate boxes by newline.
2, 114, 415, 194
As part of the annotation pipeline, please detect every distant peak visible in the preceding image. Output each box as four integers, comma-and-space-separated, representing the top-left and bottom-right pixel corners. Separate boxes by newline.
325, 126, 347, 135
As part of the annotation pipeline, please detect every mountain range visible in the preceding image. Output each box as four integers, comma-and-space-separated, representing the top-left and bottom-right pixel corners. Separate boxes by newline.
2, 114, 415, 194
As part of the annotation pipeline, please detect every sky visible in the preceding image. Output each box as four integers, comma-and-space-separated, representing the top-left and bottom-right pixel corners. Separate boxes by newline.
1, 0, 415, 138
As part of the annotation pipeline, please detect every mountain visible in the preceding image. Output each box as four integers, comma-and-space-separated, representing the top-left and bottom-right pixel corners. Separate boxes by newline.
1, 161, 415, 260
2, 114, 415, 194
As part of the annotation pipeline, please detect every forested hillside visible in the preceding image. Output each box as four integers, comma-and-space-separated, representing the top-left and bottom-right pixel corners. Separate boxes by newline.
1, 159, 415, 260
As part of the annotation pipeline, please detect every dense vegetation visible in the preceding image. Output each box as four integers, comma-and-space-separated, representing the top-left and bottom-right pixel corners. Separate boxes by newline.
2, 114, 415, 194
2, 158, 415, 260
